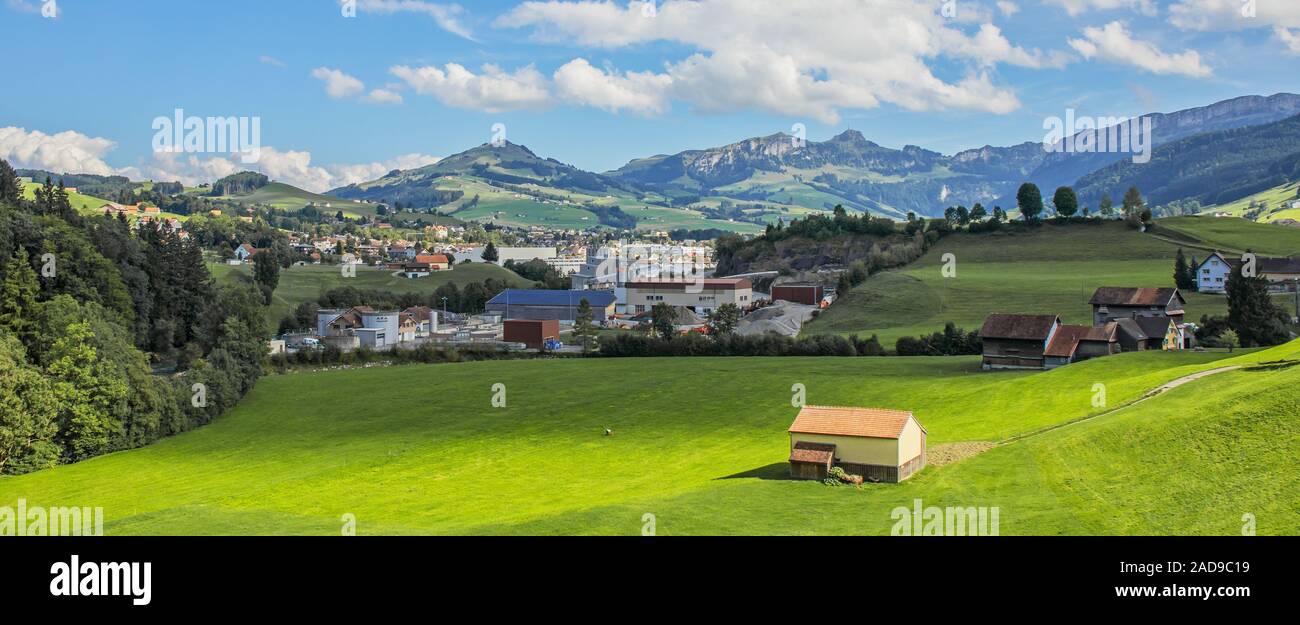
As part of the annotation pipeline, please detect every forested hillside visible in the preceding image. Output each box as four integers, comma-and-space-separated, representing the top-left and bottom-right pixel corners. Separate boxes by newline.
0, 157, 267, 475
1074, 114, 1300, 209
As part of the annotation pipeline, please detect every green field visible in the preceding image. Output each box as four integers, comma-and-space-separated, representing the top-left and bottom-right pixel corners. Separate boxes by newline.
211, 261, 525, 324
803, 221, 1246, 345
21, 179, 113, 213
2, 340, 1295, 535
1157, 215, 1300, 257
210, 182, 361, 212
1200, 181, 1300, 223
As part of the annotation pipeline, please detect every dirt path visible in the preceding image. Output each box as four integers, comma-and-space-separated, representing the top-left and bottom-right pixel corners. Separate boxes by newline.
1145, 231, 1233, 254
941, 365, 1243, 465
1142, 366, 1242, 397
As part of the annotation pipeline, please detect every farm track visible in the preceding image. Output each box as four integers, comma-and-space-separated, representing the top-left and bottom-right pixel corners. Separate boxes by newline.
1001, 365, 1242, 445
944, 364, 1244, 465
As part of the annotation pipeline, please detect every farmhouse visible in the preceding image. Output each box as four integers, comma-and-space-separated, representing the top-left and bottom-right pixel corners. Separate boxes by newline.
978, 313, 1060, 370
415, 254, 450, 270
1044, 322, 1120, 368
1196, 251, 1300, 293
624, 278, 753, 315
486, 289, 616, 322
787, 406, 927, 483
1090, 287, 1185, 325
1090, 287, 1186, 349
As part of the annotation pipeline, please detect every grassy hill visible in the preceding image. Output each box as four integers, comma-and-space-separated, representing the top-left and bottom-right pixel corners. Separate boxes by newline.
1200, 181, 1300, 223
211, 261, 525, 325
803, 221, 1244, 345
1157, 215, 1300, 257
329, 142, 777, 234
209, 181, 362, 212
1, 340, 1295, 535
20, 178, 114, 213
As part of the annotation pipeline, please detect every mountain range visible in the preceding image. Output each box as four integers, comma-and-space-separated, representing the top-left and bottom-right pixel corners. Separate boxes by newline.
328, 93, 1300, 222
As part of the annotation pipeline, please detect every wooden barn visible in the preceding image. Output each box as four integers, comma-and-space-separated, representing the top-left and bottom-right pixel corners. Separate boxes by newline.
787, 406, 927, 483
978, 313, 1061, 370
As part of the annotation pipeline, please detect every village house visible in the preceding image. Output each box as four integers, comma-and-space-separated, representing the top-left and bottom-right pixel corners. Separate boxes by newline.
234, 243, 259, 263
787, 406, 927, 483
1196, 251, 1300, 293
415, 254, 450, 270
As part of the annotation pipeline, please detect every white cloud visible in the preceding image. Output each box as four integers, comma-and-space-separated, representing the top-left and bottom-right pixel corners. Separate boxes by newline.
494, 0, 1061, 122
947, 23, 1072, 68
5, 0, 38, 13
363, 88, 405, 104
1167, 1, 1300, 53
1276, 27, 1300, 55
1168, 0, 1300, 31
0, 125, 438, 193
553, 58, 673, 115
345, 0, 475, 40
1069, 21, 1212, 77
312, 67, 367, 99
390, 63, 552, 112
997, 1, 1020, 16
134, 149, 439, 193
1042, 0, 1157, 16
259, 55, 287, 68
0, 126, 119, 176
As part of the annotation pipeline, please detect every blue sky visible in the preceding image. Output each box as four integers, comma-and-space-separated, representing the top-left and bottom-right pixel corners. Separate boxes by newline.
2, 0, 1298, 191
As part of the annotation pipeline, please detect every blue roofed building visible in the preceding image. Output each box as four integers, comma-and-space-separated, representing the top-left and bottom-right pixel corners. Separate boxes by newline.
486, 289, 617, 322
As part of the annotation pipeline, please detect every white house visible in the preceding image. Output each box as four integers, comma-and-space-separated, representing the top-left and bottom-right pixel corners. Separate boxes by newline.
1197, 251, 1300, 293
234, 243, 258, 263
1196, 252, 1233, 293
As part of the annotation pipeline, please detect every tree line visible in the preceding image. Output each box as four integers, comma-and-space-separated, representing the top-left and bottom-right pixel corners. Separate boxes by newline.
0, 158, 268, 475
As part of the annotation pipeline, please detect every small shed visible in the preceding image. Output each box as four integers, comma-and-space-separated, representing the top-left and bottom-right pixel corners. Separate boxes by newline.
772, 284, 825, 306
788, 406, 927, 483
503, 319, 560, 349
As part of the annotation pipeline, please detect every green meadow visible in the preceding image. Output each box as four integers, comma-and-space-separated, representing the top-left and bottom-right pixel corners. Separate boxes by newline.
210, 182, 359, 212
1200, 181, 1300, 224
21, 179, 113, 213
211, 261, 525, 324
1157, 215, 1300, 257
1, 340, 1296, 535
803, 221, 1247, 346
